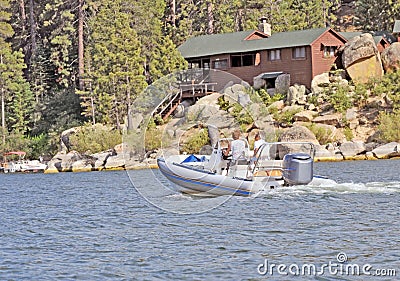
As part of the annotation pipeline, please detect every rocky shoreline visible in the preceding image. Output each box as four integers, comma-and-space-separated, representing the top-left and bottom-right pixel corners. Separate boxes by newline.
44, 139, 400, 173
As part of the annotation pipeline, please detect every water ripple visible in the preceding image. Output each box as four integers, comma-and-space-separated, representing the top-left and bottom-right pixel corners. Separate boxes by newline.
0, 162, 399, 280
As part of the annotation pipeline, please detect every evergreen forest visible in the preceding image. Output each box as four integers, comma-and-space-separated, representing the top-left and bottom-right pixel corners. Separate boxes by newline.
1, 0, 399, 158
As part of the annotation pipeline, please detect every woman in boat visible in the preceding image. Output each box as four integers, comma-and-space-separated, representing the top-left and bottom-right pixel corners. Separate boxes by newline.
223, 130, 248, 177
224, 129, 246, 161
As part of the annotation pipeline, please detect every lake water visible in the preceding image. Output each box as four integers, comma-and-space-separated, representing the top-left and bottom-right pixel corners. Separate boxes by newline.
0, 160, 399, 280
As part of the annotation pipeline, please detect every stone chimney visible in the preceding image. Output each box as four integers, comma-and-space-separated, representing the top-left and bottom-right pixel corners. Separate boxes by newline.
258, 17, 271, 36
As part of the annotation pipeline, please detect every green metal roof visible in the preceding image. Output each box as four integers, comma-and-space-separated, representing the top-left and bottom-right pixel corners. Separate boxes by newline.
178, 28, 334, 59
394, 20, 400, 33
339, 31, 363, 41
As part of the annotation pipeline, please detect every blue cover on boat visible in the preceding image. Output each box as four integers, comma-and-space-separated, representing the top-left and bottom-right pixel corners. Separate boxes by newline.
181, 154, 206, 163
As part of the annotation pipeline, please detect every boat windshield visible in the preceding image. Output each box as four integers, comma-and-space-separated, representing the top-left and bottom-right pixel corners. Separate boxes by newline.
255, 142, 315, 161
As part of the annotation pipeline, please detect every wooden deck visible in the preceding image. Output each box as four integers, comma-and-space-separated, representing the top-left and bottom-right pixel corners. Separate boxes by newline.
152, 69, 218, 120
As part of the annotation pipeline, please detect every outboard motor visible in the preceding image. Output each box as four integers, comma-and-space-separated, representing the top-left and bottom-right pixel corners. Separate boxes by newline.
282, 153, 313, 185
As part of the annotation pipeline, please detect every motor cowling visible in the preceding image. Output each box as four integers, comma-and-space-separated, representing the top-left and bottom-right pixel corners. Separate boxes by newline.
282, 153, 313, 185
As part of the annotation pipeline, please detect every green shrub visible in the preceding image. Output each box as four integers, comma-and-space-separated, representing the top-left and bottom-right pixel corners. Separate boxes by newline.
273, 108, 302, 125
343, 127, 354, 141
69, 125, 122, 154
378, 110, 400, 142
267, 105, 279, 116
307, 94, 319, 107
217, 95, 231, 111
0, 129, 31, 156
324, 83, 352, 113
230, 103, 254, 125
304, 123, 336, 145
256, 89, 285, 106
355, 70, 400, 109
181, 128, 209, 154
28, 134, 49, 159
145, 128, 163, 151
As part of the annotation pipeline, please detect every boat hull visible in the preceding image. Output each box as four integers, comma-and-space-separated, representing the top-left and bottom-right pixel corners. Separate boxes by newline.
157, 158, 275, 197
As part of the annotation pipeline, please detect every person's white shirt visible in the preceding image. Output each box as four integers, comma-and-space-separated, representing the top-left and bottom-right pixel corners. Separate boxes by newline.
253, 139, 265, 154
231, 139, 246, 160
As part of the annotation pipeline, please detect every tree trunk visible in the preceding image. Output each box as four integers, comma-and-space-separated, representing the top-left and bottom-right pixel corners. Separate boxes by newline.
78, 0, 85, 90
235, 9, 244, 32
1, 54, 5, 145
170, 0, 176, 27
19, 0, 27, 34
126, 76, 133, 131
207, 1, 214, 34
114, 97, 120, 130
28, 0, 37, 61
1, 88, 5, 145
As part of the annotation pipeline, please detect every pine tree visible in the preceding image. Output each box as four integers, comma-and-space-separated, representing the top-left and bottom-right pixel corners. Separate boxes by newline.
132, 0, 187, 83
84, 0, 147, 127
0, 0, 34, 141
355, 0, 400, 32
40, 0, 78, 88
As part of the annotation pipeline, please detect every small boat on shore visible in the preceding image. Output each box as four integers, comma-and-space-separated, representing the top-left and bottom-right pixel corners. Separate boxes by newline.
158, 139, 333, 197
1, 151, 47, 173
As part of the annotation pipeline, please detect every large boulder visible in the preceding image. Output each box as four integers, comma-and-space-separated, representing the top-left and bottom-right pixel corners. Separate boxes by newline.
91, 150, 115, 170
224, 84, 249, 103
371, 142, 400, 159
311, 73, 330, 95
276, 125, 319, 158
206, 113, 236, 129
381, 42, 400, 73
104, 154, 127, 169
286, 84, 306, 105
253, 73, 266, 90
340, 33, 384, 83
314, 144, 343, 161
238, 92, 251, 107
60, 127, 79, 153
313, 113, 342, 127
275, 74, 291, 94
339, 141, 366, 158
45, 151, 95, 172
187, 103, 220, 122
278, 125, 318, 144
293, 110, 318, 122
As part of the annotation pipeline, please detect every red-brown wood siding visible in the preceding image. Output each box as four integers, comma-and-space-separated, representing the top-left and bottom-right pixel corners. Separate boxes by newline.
209, 47, 314, 88
376, 40, 389, 53
190, 30, 348, 90
310, 30, 346, 79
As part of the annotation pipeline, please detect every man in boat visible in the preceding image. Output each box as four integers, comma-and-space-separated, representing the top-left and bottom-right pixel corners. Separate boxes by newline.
253, 131, 266, 157
224, 129, 247, 176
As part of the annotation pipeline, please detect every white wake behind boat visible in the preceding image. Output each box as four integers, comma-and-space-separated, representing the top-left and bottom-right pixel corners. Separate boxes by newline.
158, 139, 333, 197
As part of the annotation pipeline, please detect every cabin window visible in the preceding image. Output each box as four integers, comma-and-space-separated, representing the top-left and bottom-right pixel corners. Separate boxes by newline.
189, 61, 200, 69
212, 59, 228, 69
292, 47, 306, 59
230, 53, 256, 67
269, 49, 281, 61
323, 46, 337, 58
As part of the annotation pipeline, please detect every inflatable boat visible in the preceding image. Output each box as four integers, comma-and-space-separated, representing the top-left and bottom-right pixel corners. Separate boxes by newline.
158, 140, 331, 197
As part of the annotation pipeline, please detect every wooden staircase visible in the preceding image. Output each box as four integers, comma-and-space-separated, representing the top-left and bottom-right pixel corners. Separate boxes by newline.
151, 69, 217, 120
152, 88, 182, 121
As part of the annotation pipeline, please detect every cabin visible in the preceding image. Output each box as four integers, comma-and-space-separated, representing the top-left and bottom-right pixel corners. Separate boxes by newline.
178, 24, 349, 90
